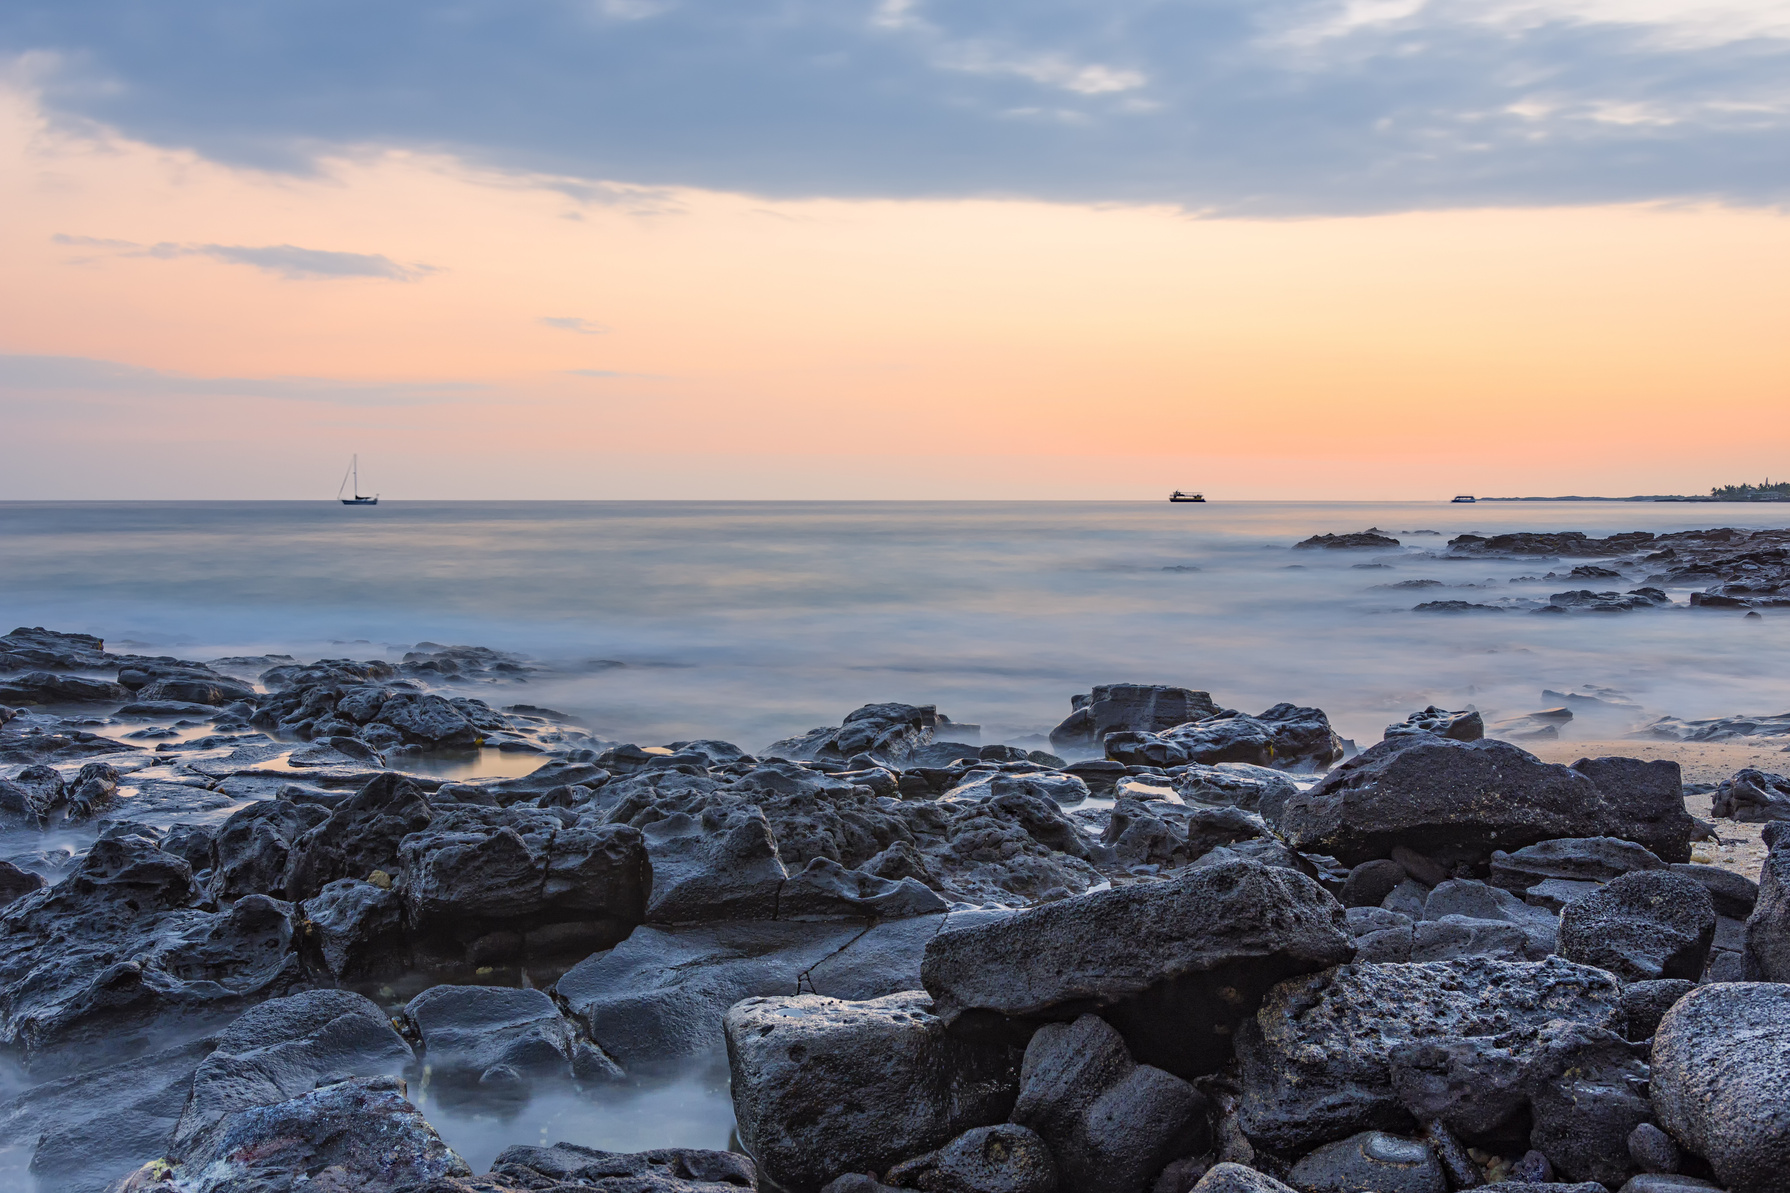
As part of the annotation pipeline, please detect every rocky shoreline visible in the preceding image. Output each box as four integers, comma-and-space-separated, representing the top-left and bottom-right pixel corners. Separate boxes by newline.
3, 624, 1790, 1193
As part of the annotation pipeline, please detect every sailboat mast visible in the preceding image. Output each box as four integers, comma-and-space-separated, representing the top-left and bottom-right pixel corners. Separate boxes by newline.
353, 455, 358, 496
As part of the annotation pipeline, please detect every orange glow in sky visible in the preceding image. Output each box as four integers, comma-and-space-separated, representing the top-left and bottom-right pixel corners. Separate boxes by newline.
2, 85, 1786, 500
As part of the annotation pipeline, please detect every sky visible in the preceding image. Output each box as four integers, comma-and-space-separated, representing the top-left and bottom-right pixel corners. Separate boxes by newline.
1, 0, 1787, 499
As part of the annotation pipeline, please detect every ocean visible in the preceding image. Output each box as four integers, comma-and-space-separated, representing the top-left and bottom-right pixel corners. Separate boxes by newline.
2, 500, 1786, 752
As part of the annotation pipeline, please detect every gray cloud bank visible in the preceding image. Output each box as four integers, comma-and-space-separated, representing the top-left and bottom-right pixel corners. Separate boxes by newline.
5, 0, 1789, 213
52, 235, 433, 280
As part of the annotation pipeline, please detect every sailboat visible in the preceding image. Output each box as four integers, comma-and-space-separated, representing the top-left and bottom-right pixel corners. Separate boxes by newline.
338, 456, 379, 505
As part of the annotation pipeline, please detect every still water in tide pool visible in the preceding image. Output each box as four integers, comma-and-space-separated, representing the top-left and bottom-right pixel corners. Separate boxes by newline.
3, 500, 1786, 748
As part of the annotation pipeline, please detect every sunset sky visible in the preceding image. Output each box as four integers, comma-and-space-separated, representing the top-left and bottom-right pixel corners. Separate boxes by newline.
2, 1, 1787, 499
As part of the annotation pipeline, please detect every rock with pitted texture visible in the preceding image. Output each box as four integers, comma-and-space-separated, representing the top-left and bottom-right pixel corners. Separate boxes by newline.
725, 990, 1021, 1193
210, 798, 331, 901
922, 860, 1352, 1078
1650, 982, 1790, 1193
884, 1124, 1059, 1193
1384, 707, 1484, 743
1746, 822, 1790, 980
1191, 1165, 1299, 1193
1558, 870, 1715, 982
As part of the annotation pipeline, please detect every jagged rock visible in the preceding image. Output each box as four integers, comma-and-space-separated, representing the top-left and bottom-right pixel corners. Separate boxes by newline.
1295, 533, 1400, 550
466, 1142, 759, 1192
765, 703, 942, 766
374, 691, 482, 746
1171, 764, 1299, 815
168, 989, 415, 1163
1489, 838, 1666, 892
1049, 686, 1222, 754
556, 913, 990, 1068
0, 762, 66, 825
884, 1124, 1058, 1193
1651, 982, 1790, 1193
1105, 705, 1344, 772
1713, 769, 1790, 821
1010, 1014, 1206, 1193
63, 761, 121, 821
1099, 798, 1184, 869
1236, 957, 1623, 1154
922, 860, 1353, 1078
283, 772, 436, 900
1620, 980, 1694, 1041
135, 675, 257, 706
1558, 870, 1715, 981
778, 857, 948, 920
1285, 1132, 1444, 1193
1384, 708, 1483, 743
1278, 739, 1694, 867
644, 806, 790, 923
0, 859, 46, 908
300, 877, 407, 979
0, 833, 301, 1070
395, 805, 648, 963
118, 1075, 469, 1193
210, 798, 331, 901
947, 769, 1091, 806
725, 990, 1021, 1193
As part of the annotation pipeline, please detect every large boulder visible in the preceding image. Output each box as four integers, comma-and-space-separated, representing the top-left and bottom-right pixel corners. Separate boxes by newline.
374, 691, 482, 746
1009, 1014, 1206, 1193
1651, 982, 1790, 1193
394, 805, 649, 964
1235, 957, 1624, 1154
209, 798, 330, 901
0, 834, 302, 1070
921, 860, 1353, 1078
1558, 870, 1715, 981
765, 703, 942, 766
1105, 705, 1344, 772
725, 990, 1022, 1193
1049, 685, 1222, 754
403, 985, 608, 1098
1277, 739, 1695, 868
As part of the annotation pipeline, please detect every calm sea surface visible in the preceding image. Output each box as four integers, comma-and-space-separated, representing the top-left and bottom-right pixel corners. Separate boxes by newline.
3, 500, 1787, 747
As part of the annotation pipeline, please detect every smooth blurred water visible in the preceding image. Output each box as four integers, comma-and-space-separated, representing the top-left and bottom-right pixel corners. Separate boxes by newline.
2, 500, 1787, 748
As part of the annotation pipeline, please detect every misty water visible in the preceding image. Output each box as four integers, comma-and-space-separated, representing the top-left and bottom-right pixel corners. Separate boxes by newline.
2, 498, 1788, 1185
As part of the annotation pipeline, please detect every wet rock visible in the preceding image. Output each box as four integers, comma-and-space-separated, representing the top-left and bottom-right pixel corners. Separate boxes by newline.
1384, 708, 1483, 743
922, 860, 1353, 1079
1296, 532, 1400, 550
0, 1035, 215, 1193
0, 672, 130, 706
1183, 806, 1268, 864
1621, 980, 1694, 1041
1236, 957, 1622, 1154
779, 856, 948, 920
1285, 1131, 1444, 1193
168, 988, 415, 1162
1489, 838, 1666, 893
300, 876, 407, 979
0, 858, 46, 908
476, 1142, 759, 1192
135, 675, 257, 706
374, 691, 482, 746
884, 1124, 1058, 1193
1650, 982, 1790, 1193
725, 990, 1021, 1193
1010, 1014, 1206, 1193
396, 805, 648, 962
119, 1075, 469, 1193
1278, 739, 1694, 868
1106, 705, 1344, 772
0, 762, 67, 825
766, 703, 943, 766
210, 798, 331, 901
644, 806, 790, 923
283, 771, 436, 900
63, 761, 121, 820
556, 914, 979, 1068
1049, 686, 1222, 755
1711, 769, 1790, 821
1098, 798, 1183, 869
1190, 1164, 1298, 1193
1558, 870, 1715, 981
0, 834, 302, 1070
404, 985, 592, 1096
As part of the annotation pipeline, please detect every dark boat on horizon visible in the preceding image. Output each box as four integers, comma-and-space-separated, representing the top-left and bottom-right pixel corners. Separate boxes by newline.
1168, 491, 1206, 503
338, 455, 379, 505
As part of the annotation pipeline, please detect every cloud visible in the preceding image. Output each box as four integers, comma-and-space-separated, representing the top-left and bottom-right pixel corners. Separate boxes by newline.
4, 0, 1790, 213
0, 353, 486, 406
51, 234, 434, 280
539, 316, 610, 334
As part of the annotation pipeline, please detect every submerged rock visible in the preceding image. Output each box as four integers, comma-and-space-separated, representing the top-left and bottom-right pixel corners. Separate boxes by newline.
765, 703, 943, 766
921, 860, 1353, 1078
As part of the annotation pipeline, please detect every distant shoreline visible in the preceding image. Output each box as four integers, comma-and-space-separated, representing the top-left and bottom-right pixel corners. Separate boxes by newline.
1478, 494, 1790, 502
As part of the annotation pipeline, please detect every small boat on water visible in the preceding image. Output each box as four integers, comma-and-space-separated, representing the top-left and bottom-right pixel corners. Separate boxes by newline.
338, 455, 379, 506
1168, 491, 1206, 503
1451, 495, 1476, 503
